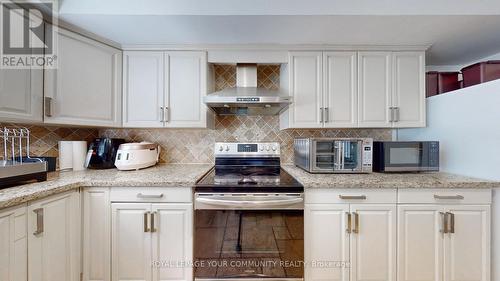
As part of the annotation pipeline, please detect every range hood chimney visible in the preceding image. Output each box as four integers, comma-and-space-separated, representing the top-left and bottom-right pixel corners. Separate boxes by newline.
203, 63, 292, 116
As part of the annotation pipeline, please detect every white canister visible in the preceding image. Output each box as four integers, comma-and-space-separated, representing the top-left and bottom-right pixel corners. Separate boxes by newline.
58, 141, 74, 171
71, 141, 88, 171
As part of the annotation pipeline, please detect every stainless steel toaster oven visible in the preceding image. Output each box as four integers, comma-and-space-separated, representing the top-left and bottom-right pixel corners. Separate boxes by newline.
294, 138, 373, 173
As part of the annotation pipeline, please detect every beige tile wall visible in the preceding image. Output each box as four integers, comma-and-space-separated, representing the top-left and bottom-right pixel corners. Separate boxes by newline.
100, 65, 391, 164
1, 65, 391, 165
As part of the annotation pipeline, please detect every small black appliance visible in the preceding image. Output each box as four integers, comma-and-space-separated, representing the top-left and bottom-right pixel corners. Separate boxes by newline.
85, 138, 125, 169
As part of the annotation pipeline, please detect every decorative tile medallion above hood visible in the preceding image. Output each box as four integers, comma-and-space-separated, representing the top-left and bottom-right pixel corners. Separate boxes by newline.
204, 63, 291, 116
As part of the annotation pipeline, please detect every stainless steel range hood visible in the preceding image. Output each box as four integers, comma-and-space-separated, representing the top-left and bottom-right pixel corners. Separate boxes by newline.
204, 64, 292, 115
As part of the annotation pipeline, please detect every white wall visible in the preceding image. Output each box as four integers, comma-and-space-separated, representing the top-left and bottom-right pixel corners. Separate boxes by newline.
426, 51, 500, 72
397, 79, 500, 180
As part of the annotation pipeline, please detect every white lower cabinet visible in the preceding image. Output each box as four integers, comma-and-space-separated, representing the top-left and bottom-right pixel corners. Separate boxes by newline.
110, 200, 192, 281
83, 188, 111, 281
398, 190, 491, 281
0, 204, 28, 281
305, 189, 397, 281
28, 190, 81, 281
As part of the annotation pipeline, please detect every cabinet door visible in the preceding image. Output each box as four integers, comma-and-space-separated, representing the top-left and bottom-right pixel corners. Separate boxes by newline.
392, 52, 425, 127
0, 205, 28, 281
28, 191, 80, 281
397, 205, 443, 281
151, 204, 193, 281
83, 188, 111, 281
305, 204, 350, 281
288, 52, 323, 128
0, 68, 43, 123
44, 27, 122, 127
444, 205, 490, 281
165, 51, 207, 128
112, 203, 152, 281
358, 52, 392, 128
123, 51, 165, 128
350, 204, 396, 281
323, 52, 357, 128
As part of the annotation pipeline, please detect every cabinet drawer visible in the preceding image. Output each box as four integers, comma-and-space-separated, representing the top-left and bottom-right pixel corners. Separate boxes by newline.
110, 187, 192, 203
398, 188, 492, 204
305, 188, 397, 204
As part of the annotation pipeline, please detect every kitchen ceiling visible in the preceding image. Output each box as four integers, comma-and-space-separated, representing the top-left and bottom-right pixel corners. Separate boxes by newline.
57, 0, 500, 66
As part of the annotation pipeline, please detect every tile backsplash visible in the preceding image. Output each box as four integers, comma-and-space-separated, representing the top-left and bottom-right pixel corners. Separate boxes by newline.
100, 116, 391, 164
1, 65, 391, 166
0, 123, 98, 161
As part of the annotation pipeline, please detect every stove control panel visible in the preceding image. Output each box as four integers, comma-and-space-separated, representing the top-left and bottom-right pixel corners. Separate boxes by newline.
215, 142, 280, 156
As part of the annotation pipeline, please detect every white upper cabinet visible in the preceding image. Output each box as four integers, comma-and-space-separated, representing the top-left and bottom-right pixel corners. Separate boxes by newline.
0, 68, 43, 123
123, 51, 165, 128
165, 51, 207, 128
358, 52, 392, 128
123, 51, 210, 128
286, 51, 323, 128
323, 52, 358, 128
392, 52, 426, 127
44, 27, 122, 127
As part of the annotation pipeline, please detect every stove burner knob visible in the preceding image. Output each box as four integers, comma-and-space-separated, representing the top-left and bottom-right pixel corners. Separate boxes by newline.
272, 146, 277, 151
266, 145, 270, 151
259, 146, 264, 151
218, 146, 224, 152
225, 145, 230, 151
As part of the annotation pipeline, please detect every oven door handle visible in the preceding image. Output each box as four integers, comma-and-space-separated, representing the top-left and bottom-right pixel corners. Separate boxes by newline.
195, 196, 304, 208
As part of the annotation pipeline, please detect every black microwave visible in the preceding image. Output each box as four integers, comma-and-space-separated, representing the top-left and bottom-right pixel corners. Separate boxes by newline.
373, 141, 439, 172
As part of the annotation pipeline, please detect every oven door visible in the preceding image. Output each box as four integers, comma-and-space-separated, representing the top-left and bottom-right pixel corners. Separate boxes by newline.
194, 193, 304, 281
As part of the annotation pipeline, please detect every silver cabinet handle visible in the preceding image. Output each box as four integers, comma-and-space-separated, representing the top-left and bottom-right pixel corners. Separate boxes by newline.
144, 211, 150, 232
440, 212, 448, 233
346, 212, 352, 234
447, 212, 455, 234
394, 107, 400, 122
150, 212, 157, 233
164, 107, 169, 122
160, 107, 164, 122
44, 97, 53, 117
339, 195, 367, 200
324, 107, 329, 123
434, 195, 464, 200
33, 208, 44, 235
320, 108, 324, 123
389, 107, 394, 122
352, 212, 359, 234
137, 193, 164, 199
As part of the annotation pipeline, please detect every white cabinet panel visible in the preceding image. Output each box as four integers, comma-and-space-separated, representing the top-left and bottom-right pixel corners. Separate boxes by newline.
44, 28, 122, 127
151, 204, 193, 281
392, 52, 425, 127
444, 206, 490, 281
123, 51, 165, 128
287, 52, 323, 128
398, 205, 443, 281
165, 51, 207, 128
28, 191, 80, 281
323, 52, 357, 128
111, 203, 152, 281
0, 68, 43, 123
350, 204, 396, 281
305, 204, 350, 281
0, 205, 27, 281
83, 188, 111, 281
358, 52, 392, 128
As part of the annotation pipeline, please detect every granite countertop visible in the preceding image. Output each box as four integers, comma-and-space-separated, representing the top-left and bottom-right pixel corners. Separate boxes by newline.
0, 164, 213, 209
282, 165, 500, 189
